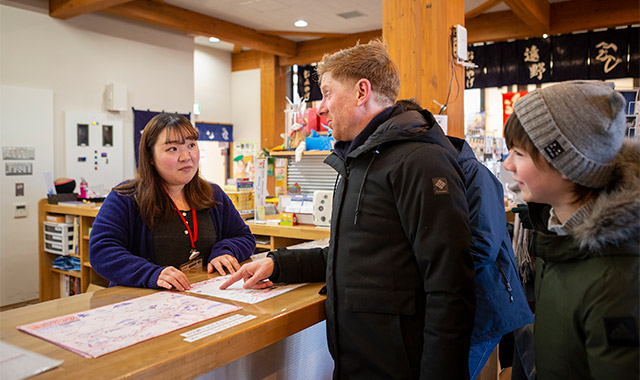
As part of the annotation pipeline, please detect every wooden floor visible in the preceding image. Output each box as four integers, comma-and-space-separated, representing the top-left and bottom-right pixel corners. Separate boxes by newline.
477, 344, 515, 380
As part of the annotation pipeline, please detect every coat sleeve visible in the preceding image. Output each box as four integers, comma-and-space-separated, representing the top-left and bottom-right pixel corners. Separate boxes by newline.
269, 247, 328, 283
208, 185, 256, 263
89, 191, 163, 288
462, 159, 509, 270
391, 144, 475, 380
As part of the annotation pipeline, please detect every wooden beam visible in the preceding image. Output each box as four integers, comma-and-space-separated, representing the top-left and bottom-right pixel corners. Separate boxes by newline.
467, 0, 640, 43
280, 30, 382, 66
232, 50, 263, 72
502, 0, 550, 35
257, 31, 349, 38
104, 0, 296, 57
466, 10, 532, 43
550, 0, 640, 35
232, 45, 243, 54
465, 0, 502, 20
49, 0, 132, 19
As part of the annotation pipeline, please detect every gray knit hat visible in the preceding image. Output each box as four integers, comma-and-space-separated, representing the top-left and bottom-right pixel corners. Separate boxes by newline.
513, 80, 626, 188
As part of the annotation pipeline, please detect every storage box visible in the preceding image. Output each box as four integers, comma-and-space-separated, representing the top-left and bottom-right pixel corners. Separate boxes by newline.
46, 214, 67, 223
45, 240, 75, 255
43, 221, 74, 235
44, 231, 74, 244
225, 191, 254, 214
43, 222, 75, 255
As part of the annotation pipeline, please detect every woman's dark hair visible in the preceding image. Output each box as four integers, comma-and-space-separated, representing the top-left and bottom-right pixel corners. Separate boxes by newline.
504, 113, 599, 204
114, 113, 218, 229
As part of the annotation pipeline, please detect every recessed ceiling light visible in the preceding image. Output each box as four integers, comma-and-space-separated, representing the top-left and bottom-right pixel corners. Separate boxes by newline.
294, 19, 308, 28
209, 37, 220, 43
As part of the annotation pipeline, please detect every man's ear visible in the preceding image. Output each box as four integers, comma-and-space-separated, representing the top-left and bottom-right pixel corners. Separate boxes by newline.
354, 78, 372, 107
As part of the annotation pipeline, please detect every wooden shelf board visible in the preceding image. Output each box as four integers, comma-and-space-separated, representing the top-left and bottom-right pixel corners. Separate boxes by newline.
51, 268, 81, 278
255, 244, 271, 249
270, 150, 331, 157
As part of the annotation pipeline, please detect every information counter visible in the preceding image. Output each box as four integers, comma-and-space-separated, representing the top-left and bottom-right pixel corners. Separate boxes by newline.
0, 269, 329, 379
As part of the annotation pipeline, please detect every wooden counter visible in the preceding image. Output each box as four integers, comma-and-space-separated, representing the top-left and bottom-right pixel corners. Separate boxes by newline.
246, 220, 330, 250
0, 269, 326, 379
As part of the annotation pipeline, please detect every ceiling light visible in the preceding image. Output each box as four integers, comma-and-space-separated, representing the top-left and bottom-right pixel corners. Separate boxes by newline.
542, 34, 548, 39
294, 19, 308, 28
209, 37, 220, 43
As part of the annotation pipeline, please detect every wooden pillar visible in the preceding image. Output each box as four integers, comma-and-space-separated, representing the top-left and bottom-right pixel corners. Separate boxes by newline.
232, 50, 286, 151
232, 50, 286, 195
383, 0, 466, 138
259, 54, 286, 151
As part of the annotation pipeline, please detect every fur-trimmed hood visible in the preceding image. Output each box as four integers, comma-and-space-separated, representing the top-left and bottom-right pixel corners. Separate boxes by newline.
572, 138, 640, 251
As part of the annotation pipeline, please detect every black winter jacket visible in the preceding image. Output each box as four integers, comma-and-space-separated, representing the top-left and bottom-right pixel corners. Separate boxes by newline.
270, 103, 475, 380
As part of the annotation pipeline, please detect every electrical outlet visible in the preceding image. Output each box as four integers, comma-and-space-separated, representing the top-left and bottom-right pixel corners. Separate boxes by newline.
14, 203, 27, 218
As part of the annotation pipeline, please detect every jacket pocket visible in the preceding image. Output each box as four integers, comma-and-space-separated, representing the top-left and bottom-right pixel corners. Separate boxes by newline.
344, 287, 416, 315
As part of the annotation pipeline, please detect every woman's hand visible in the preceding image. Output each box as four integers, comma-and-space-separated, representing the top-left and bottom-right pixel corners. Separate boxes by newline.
157, 266, 191, 291
207, 254, 241, 276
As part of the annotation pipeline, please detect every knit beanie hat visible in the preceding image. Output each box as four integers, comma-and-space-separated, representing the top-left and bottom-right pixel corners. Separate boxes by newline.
513, 80, 626, 188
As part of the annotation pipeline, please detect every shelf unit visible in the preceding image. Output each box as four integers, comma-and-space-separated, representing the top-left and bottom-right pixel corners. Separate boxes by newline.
38, 198, 106, 302
246, 220, 330, 251
269, 150, 331, 157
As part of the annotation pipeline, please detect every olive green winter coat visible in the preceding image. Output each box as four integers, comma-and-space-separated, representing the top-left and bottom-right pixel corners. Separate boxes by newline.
529, 139, 640, 380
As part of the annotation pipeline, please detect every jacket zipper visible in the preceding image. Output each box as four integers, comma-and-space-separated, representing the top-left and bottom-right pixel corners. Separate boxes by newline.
496, 262, 514, 302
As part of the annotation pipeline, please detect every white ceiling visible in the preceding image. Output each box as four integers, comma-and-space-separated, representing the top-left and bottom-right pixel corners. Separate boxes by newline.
180, 0, 568, 51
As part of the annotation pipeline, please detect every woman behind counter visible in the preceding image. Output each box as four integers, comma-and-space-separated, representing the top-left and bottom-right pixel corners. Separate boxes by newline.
90, 113, 255, 291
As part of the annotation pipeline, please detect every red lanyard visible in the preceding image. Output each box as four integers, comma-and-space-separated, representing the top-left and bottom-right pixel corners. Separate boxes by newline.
164, 190, 198, 252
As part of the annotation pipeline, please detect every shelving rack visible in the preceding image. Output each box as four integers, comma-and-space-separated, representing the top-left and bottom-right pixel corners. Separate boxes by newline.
37, 199, 106, 301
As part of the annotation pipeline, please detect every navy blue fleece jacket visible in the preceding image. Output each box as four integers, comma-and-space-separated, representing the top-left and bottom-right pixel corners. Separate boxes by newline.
89, 183, 255, 288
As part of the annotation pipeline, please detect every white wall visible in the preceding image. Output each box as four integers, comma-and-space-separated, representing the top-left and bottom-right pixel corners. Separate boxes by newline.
0, 0, 194, 182
0, 85, 54, 306
194, 45, 232, 186
194, 45, 232, 124
0, 0, 194, 305
231, 69, 261, 147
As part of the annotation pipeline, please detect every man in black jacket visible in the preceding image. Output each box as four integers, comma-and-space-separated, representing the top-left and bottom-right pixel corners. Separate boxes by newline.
221, 40, 475, 380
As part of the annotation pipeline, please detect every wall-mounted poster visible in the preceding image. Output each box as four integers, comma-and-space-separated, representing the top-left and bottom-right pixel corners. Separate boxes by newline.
232, 141, 257, 181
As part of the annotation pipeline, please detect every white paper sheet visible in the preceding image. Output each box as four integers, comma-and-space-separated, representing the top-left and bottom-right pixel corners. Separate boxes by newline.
0, 340, 63, 380
188, 275, 306, 304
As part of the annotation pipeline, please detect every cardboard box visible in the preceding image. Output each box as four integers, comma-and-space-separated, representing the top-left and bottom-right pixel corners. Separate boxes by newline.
280, 212, 297, 226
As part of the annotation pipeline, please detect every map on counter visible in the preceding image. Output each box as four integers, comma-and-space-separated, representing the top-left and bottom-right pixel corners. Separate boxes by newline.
17, 292, 241, 358
188, 275, 306, 304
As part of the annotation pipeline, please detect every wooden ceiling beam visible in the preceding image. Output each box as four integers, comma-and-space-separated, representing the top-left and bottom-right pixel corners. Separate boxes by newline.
502, 0, 550, 35
280, 30, 382, 66
104, 0, 296, 57
467, 0, 640, 43
49, 0, 132, 19
466, 9, 532, 43
465, 0, 502, 20
550, 0, 640, 35
257, 31, 349, 38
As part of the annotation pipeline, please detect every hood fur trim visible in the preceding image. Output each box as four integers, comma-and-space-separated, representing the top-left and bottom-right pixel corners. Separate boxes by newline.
572, 138, 640, 250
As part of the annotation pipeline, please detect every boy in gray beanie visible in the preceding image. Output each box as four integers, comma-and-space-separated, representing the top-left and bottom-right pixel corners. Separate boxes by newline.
503, 80, 639, 380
